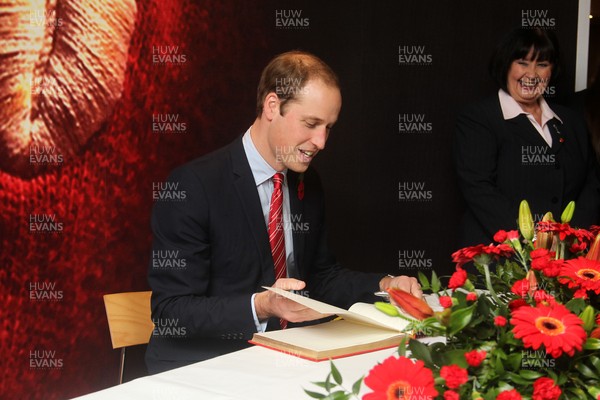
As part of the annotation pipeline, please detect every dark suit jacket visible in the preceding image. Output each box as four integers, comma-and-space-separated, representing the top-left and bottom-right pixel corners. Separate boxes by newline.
145, 137, 382, 373
454, 95, 600, 246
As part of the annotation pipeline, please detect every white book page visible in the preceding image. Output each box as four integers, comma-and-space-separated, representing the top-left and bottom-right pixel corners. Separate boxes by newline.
347, 303, 410, 332
263, 287, 409, 332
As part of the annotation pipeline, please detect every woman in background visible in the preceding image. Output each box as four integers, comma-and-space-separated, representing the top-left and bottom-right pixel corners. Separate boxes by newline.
454, 28, 600, 246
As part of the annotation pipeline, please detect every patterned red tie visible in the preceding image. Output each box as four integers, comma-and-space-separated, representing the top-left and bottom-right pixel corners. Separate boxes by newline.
268, 173, 287, 329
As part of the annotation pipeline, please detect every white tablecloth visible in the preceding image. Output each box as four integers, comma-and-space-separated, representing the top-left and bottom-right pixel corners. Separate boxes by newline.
73, 345, 402, 399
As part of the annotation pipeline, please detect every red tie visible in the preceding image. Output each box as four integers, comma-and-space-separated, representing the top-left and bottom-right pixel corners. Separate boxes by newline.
268, 173, 287, 329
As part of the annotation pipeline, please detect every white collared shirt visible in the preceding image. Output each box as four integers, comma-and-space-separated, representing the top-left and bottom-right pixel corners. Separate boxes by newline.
242, 127, 295, 332
498, 89, 562, 146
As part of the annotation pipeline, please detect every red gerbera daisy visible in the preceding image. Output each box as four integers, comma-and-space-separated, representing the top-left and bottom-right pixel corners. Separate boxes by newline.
536, 221, 577, 241
451, 244, 513, 267
559, 257, 600, 295
510, 303, 586, 358
363, 356, 438, 400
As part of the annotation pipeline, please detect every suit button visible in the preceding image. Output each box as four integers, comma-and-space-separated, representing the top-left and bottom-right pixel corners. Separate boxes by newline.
551, 197, 558, 204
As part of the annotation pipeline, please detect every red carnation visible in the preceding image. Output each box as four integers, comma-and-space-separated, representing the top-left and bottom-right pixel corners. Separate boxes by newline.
494, 229, 519, 243
508, 298, 528, 311
448, 267, 467, 289
511, 278, 530, 297
464, 349, 486, 367
297, 179, 305, 200
466, 292, 477, 302
439, 364, 468, 389
494, 230, 508, 243
497, 389, 523, 400
443, 390, 460, 400
532, 377, 561, 400
494, 315, 507, 327
439, 296, 453, 309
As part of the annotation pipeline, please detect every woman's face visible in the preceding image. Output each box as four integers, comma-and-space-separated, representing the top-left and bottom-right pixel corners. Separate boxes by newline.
506, 48, 553, 107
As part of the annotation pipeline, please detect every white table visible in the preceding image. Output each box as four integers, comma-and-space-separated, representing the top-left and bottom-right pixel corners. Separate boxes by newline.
73, 345, 401, 399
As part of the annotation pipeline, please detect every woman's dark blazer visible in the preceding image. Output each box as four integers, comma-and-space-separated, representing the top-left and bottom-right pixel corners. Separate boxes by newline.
454, 94, 600, 246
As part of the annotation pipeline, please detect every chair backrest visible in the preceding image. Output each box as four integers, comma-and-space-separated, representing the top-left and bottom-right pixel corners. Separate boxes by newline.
104, 291, 154, 349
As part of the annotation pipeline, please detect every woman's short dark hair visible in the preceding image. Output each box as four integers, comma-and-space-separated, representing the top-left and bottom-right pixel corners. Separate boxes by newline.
489, 28, 560, 91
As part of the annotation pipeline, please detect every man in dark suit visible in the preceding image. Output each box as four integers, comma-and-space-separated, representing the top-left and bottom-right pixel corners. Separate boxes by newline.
145, 51, 421, 373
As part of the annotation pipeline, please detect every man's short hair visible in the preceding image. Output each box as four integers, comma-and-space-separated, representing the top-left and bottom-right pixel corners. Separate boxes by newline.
256, 51, 340, 117
489, 28, 560, 92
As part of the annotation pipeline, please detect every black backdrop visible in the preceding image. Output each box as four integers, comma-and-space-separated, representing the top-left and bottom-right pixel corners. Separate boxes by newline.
264, 0, 579, 279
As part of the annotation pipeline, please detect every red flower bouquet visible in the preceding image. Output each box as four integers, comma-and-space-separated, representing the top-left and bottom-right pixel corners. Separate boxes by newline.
307, 200, 600, 399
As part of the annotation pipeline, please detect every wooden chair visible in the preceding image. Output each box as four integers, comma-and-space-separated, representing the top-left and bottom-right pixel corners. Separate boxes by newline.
103, 291, 154, 384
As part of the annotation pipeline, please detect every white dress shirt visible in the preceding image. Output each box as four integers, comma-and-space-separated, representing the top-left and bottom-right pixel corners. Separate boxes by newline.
242, 128, 295, 332
498, 89, 562, 147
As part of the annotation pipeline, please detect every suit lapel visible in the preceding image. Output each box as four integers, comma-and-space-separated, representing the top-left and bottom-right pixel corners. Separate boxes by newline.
229, 139, 275, 285
548, 118, 564, 153
507, 114, 549, 148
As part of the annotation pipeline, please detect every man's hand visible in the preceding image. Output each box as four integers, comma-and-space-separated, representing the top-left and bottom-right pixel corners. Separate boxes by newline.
254, 278, 328, 322
379, 275, 422, 298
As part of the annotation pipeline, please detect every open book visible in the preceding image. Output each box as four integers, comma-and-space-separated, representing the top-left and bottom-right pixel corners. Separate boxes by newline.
249, 287, 412, 361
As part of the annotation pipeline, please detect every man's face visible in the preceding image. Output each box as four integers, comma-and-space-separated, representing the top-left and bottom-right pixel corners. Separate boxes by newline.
266, 79, 341, 172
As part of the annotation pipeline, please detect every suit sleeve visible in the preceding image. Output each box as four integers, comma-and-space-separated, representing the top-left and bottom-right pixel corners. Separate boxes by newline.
454, 105, 516, 240
148, 166, 257, 340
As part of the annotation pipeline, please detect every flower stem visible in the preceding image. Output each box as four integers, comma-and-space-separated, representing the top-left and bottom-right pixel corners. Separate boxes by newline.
483, 264, 501, 305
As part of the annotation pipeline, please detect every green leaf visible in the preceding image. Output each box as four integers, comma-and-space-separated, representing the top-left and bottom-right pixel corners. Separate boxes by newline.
418, 271, 430, 290
408, 339, 434, 368
310, 382, 331, 389
449, 304, 476, 336
442, 349, 468, 368
583, 338, 600, 350
580, 305, 596, 332
352, 377, 363, 395
589, 355, 600, 374
431, 270, 441, 293
506, 372, 531, 385
304, 389, 326, 399
518, 370, 544, 380
324, 391, 350, 400
565, 298, 586, 314
330, 361, 343, 385
325, 373, 332, 392
575, 362, 599, 379
506, 353, 522, 370
397, 335, 409, 357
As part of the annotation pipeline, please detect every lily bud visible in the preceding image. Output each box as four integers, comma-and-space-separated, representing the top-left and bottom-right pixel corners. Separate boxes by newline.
387, 288, 434, 321
560, 201, 575, 223
535, 212, 555, 250
526, 270, 538, 297
586, 233, 600, 262
518, 200, 534, 241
